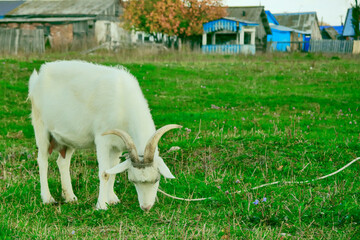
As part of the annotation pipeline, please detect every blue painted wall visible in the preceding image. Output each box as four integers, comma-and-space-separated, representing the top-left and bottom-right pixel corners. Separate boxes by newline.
267, 28, 291, 51
202, 45, 256, 55
203, 19, 238, 33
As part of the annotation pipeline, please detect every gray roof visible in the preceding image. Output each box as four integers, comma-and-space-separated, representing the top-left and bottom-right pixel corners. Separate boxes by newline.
227, 6, 271, 34
0, 1, 24, 16
0, 16, 95, 23
222, 17, 259, 26
322, 27, 339, 39
270, 24, 307, 35
6, 0, 118, 16
273, 12, 319, 34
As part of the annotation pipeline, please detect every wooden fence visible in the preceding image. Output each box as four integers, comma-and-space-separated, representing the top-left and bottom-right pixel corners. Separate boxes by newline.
0, 28, 45, 54
353, 40, 360, 54
309, 40, 353, 54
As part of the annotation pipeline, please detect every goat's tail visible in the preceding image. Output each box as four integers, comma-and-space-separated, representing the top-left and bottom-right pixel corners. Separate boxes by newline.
27, 69, 49, 148
28, 69, 39, 99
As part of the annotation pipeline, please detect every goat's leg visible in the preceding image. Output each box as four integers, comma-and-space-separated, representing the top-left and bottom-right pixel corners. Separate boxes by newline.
107, 151, 121, 205
37, 148, 56, 204
36, 141, 54, 203
95, 141, 112, 210
57, 147, 77, 203
31, 104, 55, 204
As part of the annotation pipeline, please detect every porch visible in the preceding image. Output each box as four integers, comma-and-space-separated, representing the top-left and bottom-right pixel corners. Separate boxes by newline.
201, 17, 258, 55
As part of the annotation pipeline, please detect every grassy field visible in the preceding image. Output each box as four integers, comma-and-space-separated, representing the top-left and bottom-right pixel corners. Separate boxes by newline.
0, 52, 359, 239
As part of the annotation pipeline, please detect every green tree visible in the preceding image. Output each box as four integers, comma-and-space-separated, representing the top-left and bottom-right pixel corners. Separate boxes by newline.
352, 0, 360, 39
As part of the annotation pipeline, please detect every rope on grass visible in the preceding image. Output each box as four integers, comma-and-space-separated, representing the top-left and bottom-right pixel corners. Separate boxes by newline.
157, 189, 211, 201
158, 157, 360, 201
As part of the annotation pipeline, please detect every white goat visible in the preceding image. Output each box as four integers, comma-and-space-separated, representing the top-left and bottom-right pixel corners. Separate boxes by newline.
28, 60, 181, 211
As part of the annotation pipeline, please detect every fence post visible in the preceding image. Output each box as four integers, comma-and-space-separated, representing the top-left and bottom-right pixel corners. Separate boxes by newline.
14, 29, 20, 54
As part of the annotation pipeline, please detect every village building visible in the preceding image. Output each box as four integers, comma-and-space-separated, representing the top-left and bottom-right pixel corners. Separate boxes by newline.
343, 8, 360, 40
202, 17, 259, 54
265, 10, 306, 52
273, 12, 322, 41
0, 0, 130, 51
226, 6, 271, 52
320, 26, 343, 40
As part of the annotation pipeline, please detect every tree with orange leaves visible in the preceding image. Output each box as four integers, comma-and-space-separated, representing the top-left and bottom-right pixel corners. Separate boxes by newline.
123, 0, 227, 39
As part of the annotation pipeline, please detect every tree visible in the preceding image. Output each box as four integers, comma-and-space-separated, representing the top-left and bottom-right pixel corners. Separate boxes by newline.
352, 0, 360, 39
123, 0, 227, 39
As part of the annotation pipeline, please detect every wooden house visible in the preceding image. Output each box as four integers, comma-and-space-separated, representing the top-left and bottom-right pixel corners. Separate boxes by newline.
265, 10, 306, 52
0, 0, 128, 50
273, 12, 322, 40
202, 17, 259, 55
226, 6, 271, 52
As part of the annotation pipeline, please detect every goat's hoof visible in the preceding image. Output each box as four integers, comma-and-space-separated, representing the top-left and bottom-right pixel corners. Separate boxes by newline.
42, 196, 57, 204
108, 194, 120, 205
108, 198, 120, 205
65, 195, 78, 203
95, 202, 108, 210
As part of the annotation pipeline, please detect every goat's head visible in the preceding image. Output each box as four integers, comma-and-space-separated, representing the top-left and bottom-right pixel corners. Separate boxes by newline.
102, 124, 181, 211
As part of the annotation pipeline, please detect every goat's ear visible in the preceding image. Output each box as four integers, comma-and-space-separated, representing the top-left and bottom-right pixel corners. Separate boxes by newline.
106, 159, 131, 174
157, 157, 175, 179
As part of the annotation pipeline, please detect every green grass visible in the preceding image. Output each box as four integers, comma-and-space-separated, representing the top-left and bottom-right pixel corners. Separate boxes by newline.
0, 52, 360, 239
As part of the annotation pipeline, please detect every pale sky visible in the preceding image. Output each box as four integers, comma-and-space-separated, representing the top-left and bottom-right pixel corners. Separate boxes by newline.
224, 0, 354, 26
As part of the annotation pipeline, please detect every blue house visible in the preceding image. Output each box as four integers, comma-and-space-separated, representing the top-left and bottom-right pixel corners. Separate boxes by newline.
265, 10, 307, 52
343, 8, 360, 39
202, 17, 259, 54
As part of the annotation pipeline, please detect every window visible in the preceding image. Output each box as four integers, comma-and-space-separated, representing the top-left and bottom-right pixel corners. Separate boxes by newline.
244, 32, 251, 44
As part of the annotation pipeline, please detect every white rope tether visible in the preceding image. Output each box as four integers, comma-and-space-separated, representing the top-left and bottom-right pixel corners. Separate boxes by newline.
158, 157, 360, 201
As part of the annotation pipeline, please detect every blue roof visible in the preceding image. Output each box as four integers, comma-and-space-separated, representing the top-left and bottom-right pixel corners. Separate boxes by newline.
203, 17, 259, 33
274, 11, 317, 16
320, 25, 343, 35
333, 26, 344, 35
0, 1, 24, 17
265, 10, 279, 25
343, 8, 360, 37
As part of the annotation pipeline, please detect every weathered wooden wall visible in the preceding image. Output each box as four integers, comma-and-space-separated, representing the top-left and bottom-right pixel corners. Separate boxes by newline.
0, 28, 45, 54
310, 40, 353, 53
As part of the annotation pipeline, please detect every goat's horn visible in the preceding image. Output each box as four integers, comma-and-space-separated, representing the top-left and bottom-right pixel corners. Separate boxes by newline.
143, 124, 182, 163
102, 129, 140, 163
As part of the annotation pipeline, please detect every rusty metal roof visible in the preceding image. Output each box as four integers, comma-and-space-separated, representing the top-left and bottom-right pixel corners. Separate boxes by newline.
273, 12, 319, 34
6, 0, 118, 16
